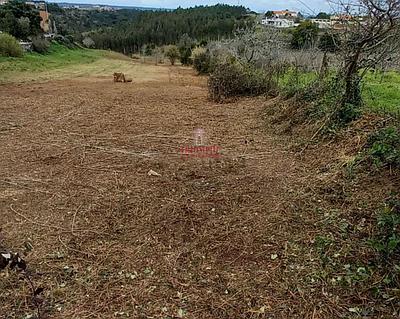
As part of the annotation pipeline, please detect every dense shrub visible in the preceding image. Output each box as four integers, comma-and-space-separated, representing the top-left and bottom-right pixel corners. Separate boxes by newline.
370, 198, 400, 259
208, 58, 276, 102
286, 73, 362, 128
54, 35, 77, 49
291, 21, 319, 49
178, 34, 195, 65
365, 126, 400, 168
164, 45, 180, 65
319, 32, 340, 52
0, 33, 23, 57
192, 47, 211, 74
31, 36, 50, 54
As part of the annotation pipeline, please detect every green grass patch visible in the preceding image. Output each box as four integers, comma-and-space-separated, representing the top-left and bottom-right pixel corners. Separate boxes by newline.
276, 68, 400, 116
362, 71, 400, 115
277, 68, 318, 96
0, 42, 105, 74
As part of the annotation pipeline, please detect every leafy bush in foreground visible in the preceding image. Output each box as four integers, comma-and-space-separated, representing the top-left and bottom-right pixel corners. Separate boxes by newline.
365, 126, 400, 168
208, 59, 276, 102
287, 73, 363, 129
0, 33, 23, 57
371, 198, 400, 258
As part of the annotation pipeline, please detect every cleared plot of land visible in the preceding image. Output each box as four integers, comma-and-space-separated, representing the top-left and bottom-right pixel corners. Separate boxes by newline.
0, 57, 398, 318
0, 64, 302, 318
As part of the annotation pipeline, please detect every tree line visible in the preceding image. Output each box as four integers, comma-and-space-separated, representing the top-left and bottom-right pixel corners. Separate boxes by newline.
48, 4, 142, 37
86, 5, 253, 54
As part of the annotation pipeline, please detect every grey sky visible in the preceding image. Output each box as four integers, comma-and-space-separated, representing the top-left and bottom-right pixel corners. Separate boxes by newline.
53, 0, 332, 14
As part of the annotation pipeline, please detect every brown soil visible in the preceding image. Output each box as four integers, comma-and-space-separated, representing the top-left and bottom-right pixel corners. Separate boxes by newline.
0, 66, 398, 318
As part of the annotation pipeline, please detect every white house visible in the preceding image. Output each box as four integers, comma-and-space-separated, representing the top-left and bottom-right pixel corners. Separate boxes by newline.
311, 19, 331, 29
261, 9, 299, 28
261, 17, 295, 28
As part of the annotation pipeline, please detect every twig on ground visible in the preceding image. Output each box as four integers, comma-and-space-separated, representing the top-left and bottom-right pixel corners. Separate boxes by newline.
9, 205, 110, 237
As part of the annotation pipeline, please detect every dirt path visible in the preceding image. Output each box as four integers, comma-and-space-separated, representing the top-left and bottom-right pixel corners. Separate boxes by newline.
0, 66, 342, 318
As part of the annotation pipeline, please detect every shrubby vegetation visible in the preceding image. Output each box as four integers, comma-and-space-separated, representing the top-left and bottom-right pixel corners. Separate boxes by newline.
318, 32, 340, 52
365, 126, 400, 168
178, 33, 196, 65
31, 36, 50, 54
0, 0, 42, 39
0, 33, 23, 57
208, 57, 276, 102
164, 45, 180, 65
290, 21, 319, 49
192, 47, 212, 74
0, 0, 52, 55
48, 4, 141, 37
1, 2, 253, 58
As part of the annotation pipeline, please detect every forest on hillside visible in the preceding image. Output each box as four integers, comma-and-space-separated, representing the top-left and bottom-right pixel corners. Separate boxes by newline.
48, 4, 142, 36
1, 2, 254, 55
49, 4, 254, 54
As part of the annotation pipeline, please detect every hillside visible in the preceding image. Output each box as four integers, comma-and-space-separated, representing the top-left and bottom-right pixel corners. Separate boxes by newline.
0, 43, 146, 83
52, 4, 253, 53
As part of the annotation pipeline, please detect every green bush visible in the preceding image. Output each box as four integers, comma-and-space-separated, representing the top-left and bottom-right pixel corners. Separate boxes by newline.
53, 35, 77, 49
0, 33, 24, 57
164, 45, 180, 66
178, 34, 195, 65
279, 67, 319, 100
291, 21, 319, 49
319, 32, 340, 52
365, 126, 400, 168
192, 47, 211, 74
334, 102, 362, 125
286, 74, 362, 129
31, 36, 50, 54
369, 197, 400, 264
208, 58, 276, 102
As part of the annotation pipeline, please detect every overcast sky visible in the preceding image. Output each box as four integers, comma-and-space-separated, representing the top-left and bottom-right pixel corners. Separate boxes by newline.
53, 0, 332, 14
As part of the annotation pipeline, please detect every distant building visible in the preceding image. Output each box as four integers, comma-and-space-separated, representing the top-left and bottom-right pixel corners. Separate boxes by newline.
328, 15, 364, 31
0, 0, 8, 5
270, 10, 298, 19
311, 18, 330, 29
261, 17, 295, 28
261, 9, 299, 28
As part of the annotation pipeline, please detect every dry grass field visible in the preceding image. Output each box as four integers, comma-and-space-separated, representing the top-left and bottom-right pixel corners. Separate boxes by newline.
1, 55, 399, 318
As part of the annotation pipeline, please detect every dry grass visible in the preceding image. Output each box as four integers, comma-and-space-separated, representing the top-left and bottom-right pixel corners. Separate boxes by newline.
0, 56, 399, 318
0, 51, 171, 84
